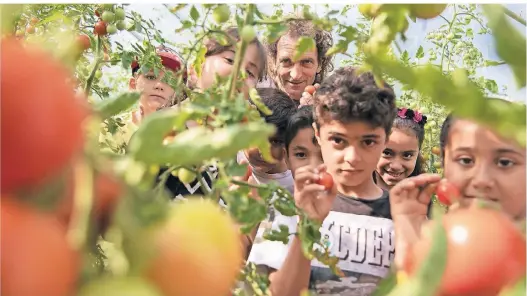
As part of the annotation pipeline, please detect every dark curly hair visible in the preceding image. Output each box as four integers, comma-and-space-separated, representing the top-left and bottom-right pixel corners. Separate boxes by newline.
203, 27, 267, 81
313, 66, 397, 136
265, 19, 334, 85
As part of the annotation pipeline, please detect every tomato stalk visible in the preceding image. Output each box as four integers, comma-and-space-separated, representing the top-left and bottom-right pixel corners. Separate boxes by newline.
84, 35, 103, 96
227, 4, 255, 101
67, 159, 95, 250
503, 6, 527, 26
440, 6, 457, 73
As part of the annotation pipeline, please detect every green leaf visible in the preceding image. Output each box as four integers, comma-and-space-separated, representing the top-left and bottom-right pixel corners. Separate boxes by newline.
263, 224, 291, 244
485, 79, 499, 94
483, 4, 526, 88
294, 37, 316, 62
190, 5, 199, 22
415, 45, 424, 59
401, 50, 409, 62
94, 92, 140, 120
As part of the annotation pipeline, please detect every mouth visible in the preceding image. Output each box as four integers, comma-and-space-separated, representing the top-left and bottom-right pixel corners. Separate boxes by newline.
339, 168, 363, 174
149, 94, 166, 103
286, 81, 306, 88
384, 170, 404, 178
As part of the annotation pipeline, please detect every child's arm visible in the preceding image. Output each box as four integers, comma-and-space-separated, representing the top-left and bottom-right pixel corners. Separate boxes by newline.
389, 173, 441, 269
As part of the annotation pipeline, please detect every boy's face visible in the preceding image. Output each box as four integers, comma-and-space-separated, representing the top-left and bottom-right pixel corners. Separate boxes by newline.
130, 69, 176, 117
245, 135, 286, 174
286, 127, 323, 176
443, 119, 526, 220
315, 120, 387, 191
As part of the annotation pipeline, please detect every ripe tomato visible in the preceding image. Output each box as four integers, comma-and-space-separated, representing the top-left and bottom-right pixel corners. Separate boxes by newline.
404, 208, 526, 296
30, 17, 39, 25
317, 172, 334, 191
1, 37, 88, 194
435, 179, 459, 206
1, 199, 80, 296
410, 4, 448, 20
77, 34, 91, 51
305, 85, 316, 95
431, 146, 441, 156
145, 199, 243, 296
26, 25, 35, 34
94, 21, 107, 35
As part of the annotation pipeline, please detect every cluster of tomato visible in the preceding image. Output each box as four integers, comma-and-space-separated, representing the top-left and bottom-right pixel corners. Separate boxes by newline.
1, 36, 243, 296
93, 4, 128, 36
14, 15, 38, 37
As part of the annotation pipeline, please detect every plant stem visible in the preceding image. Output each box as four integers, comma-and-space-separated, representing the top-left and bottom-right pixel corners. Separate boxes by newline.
227, 4, 255, 100
84, 35, 103, 96
440, 7, 457, 73
67, 159, 94, 250
503, 6, 527, 26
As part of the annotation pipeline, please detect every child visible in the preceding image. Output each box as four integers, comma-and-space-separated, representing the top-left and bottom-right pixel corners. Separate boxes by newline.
247, 66, 398, 295
237, 87, 298, 194
389, 108, 526, 270
375, 107, 428, 190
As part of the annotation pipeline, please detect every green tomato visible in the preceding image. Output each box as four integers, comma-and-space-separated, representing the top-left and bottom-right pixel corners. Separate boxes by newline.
212, 5, 230, 24
106, 24, 117, 34
116, 20, 126, 30
101, 4, 114, 11
177, 168, 196, 184
102, 11, 115, 23
241, 25, 256, 43
95, 70, 102, 79
429, 120, 437, 127
446, 33, 454, 40
115, 8, 125, 20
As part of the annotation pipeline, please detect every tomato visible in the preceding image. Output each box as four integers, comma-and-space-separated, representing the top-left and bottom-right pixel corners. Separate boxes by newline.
213, 5, 230, 24
94, 9, 101, 17
431, 146, 441, 156
404, 208, 526, 296
77, 34, 91, 51
241, 25, 256, 43
102, 11, 115, 23
1, 37, 88, 194
94, 21, 107, 35
305, 85, 316, 95
116, 20, 126, 30
1, 199, 80, 296
15, 30, 24, 37
114, 8, 125, 20
30, 17, 39, 25
177, 168, 196, 184
317, 172, 334, 191
433, 161, 442, 169
145, 199, 243, 296
78, 277, 163, 296
410, 4, 448, 20
26, 25, 35, 34
435, 179, 460, 206
106, 24, 117, 35
358, 4, 382, 19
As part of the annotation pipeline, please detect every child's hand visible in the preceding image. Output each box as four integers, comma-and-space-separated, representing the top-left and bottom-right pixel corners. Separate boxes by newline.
293, 164, 337, 222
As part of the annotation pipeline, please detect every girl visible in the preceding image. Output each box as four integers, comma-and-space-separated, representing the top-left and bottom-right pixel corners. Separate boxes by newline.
375, 107, 428, 190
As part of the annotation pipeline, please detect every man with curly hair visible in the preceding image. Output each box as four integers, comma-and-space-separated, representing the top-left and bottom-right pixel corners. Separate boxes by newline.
260, 19, 334, 105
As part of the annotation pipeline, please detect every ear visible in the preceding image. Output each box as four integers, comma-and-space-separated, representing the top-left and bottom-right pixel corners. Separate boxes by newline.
129, 77, 137, 90
312, 122, 321, 146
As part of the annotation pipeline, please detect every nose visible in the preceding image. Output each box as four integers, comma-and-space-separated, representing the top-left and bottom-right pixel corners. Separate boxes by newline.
469, 164, 494, 195
154, 81, 165, 91
344, 146, 361, 165
289, 63, 303, 80
389, 161, 403, 171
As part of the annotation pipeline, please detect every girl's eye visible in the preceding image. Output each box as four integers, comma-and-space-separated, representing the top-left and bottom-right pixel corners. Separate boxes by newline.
382, 150, 393, 157
457, 157, 474, 166
497, 158, 515, 168
403, 153, 414, 159
246, 70, 255, 78
224, 58, 234, 64
294, 152, 307, 159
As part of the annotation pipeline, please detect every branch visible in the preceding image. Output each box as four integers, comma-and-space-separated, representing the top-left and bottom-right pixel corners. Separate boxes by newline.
503, 6, 527, 26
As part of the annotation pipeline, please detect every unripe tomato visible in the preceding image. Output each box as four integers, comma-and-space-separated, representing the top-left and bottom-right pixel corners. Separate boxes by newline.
241, 25, 256, 43
404, 208, 526, 296
101, 11, 115, 23
114, 8, 125, 20
1, 199, 81, 296
95, 70, 103, 80
77, 34, 91, 51
435, 179, 460, 206
116, 20, 126, 31
305, 85, 316, 95
106, 24, 117, 35
212, 5, 230, 24
410, 4, 448, 20
177, 168, 196, 184
317, 172, 334, 191
433, 161, 442, 169
94, 21, 107, 36
358, 4, 382, 19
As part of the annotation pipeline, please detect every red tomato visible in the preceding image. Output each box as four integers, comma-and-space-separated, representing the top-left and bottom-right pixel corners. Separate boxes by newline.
1, 199, 80, 296
77, 34, 91, 51
1, 37, 88, 194
26, 25, 35, 34
93, 21, 107, 35
305, 85, 316, 95
435, 180, 460, 206
404, 208, 526, 296
317, 172, 334, 191
30, 17, 39, 25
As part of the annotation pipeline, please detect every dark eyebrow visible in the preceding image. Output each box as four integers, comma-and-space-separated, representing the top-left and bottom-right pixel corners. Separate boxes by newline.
362, 134, 381, 139
292, 145, 308, 151
496, 148, 524, 156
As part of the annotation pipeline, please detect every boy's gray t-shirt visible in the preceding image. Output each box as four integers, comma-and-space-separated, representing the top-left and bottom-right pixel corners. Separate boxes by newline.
247, 190, 394, 296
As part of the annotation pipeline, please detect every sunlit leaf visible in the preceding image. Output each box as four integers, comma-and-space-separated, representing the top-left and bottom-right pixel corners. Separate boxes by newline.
94, 92, 140, 119
293, 37, 316, 62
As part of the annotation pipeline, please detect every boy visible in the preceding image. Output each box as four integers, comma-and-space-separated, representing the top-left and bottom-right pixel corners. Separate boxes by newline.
247, 66, 398, 296
237, 88, 298, 194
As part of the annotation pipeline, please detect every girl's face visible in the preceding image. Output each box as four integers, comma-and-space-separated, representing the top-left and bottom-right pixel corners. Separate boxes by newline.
443, 119, 526, 220
286, 127, 324, 177
196, 43, 263, 96
376, 128, 420, 187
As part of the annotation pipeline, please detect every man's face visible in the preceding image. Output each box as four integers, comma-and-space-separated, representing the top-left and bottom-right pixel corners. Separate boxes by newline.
130, 69, 176, 117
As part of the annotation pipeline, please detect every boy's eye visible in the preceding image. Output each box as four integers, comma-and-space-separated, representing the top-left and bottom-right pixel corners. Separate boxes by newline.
457, 157, 474, 166
294, 152, 307, 159
363, 139, 376, 147
497, 158, 515, 168
329, 136, 345, 146
270, 139, 283, 146
146, 75, 156, 80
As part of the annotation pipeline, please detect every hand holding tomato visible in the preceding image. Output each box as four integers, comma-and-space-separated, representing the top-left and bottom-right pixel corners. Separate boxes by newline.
293, 164, 337, 222
435, 179, 460, 206
299, 83, 320, 107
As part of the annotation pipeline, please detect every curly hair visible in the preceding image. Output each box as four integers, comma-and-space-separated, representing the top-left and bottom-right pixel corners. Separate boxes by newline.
313, 66, 397, 135
265, 19, 334, 85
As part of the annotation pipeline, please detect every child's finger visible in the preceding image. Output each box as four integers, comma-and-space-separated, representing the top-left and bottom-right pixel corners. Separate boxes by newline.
418, 183, 437, 205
